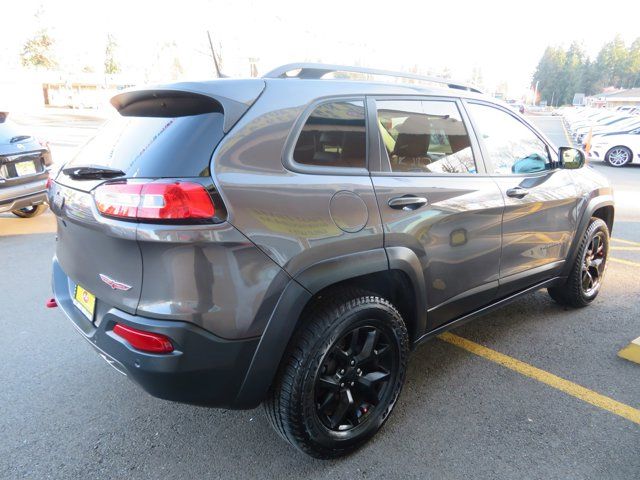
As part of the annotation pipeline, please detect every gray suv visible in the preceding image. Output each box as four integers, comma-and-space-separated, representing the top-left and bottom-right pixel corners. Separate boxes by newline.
48, 64, 614, 458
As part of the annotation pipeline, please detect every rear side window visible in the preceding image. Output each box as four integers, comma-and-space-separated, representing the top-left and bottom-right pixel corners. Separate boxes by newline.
377, 100, 476, 174
293, 101, 366, 169
66, 112, 225, 178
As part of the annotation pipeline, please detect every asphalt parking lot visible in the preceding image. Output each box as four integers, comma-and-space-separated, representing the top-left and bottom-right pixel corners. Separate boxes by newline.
1, 113, 639, 479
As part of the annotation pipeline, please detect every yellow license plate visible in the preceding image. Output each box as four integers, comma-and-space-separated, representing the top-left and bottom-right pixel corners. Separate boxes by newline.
73, 285, 96, 320
15, 160, 37, 176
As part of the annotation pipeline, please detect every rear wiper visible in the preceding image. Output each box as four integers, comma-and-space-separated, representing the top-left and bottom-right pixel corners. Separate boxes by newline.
62, 164, 125, 180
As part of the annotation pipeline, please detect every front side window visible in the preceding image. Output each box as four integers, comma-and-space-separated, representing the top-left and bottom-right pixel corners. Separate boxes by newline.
467, 103, 550, 175
376, 100, 476, 174
293, 100, 366, 169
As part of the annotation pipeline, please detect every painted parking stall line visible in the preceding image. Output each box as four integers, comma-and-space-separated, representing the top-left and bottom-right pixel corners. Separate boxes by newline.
609, 257, 640, 268
611, 237, 640, 247
439, 332, 640, 426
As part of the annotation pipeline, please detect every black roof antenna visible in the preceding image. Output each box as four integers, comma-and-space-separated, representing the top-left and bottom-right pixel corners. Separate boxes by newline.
207, 31, 227, 78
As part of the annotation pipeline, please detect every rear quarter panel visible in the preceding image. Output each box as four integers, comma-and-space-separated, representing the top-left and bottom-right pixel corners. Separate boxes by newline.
211, 81, 385, 284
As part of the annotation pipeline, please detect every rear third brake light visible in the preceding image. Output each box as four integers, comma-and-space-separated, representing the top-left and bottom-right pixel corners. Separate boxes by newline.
94, 180, 214, 221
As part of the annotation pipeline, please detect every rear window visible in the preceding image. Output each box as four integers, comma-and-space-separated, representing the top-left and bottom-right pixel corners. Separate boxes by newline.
65, 112, 224, 177
293, 100, 366, 169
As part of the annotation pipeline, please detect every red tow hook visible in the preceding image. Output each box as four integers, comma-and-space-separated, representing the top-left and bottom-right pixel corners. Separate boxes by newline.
46, 298, 58, 308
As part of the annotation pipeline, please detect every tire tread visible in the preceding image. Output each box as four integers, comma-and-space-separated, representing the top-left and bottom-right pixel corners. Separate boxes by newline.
263, 288, 408, 459
548, 217, 609, 308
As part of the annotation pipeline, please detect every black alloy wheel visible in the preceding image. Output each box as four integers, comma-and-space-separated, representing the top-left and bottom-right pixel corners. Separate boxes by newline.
548, 217, 609, 307
314, 324, 397, 432
264, 290, 409, 459
581, 230, 607, 296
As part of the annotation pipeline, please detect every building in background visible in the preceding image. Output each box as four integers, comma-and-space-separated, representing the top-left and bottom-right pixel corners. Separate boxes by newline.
587, 88, 640, 109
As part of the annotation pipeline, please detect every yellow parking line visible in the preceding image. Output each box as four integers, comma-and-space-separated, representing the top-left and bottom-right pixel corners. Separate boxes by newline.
611, 237, 640, 247
560, 119, 573, 146
439, 332, 640, 426
610, 257, 640, 268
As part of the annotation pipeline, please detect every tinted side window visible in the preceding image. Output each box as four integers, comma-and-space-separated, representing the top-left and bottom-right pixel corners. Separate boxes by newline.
467, 103, 550, 175
377, 100, 476, 174
293, 101, 366, 169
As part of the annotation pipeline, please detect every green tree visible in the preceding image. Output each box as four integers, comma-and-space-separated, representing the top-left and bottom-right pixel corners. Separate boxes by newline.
104, 34, 120, 75
626, 38, 640, 88
533, 36, 640, 105
582, 59, 604, 96
596, 35, 628, 88
533, 46, 566, 105
563, 42, 589, 102
20, 29, 57, 69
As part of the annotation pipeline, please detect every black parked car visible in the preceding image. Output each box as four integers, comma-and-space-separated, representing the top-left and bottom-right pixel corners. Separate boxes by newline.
0, 112, 51, 217
48, 64, 614, 458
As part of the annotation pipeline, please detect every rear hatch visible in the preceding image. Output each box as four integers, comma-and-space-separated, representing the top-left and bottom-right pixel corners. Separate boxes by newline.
0, 120, 49, 189
51, 80, 265, 316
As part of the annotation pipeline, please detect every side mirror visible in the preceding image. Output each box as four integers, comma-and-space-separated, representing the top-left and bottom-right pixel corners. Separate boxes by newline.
558, 147, 585, 169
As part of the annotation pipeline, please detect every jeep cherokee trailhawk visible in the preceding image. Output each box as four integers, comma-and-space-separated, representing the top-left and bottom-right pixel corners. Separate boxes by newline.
48, 64, 614, 458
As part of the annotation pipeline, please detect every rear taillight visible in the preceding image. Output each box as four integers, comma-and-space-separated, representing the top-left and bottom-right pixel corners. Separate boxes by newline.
45, 176, 52, 190
94, 180, 215, 221
113, 323, 174, 354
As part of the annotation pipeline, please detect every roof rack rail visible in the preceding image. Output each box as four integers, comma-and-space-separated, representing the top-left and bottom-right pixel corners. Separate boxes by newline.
262, 63, 482, 94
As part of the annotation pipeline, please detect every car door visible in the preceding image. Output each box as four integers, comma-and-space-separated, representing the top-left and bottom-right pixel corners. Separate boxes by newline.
369, 97, 504, 330
463, 101, 580, 296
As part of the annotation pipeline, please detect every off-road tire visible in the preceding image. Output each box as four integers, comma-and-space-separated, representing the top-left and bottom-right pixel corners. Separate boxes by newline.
548, 217, 609, 307
263, 289, 409, 459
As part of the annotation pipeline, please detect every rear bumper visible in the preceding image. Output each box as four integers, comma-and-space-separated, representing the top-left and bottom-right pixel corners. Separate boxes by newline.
52, 258, 260, 407
0, 176, 48, 213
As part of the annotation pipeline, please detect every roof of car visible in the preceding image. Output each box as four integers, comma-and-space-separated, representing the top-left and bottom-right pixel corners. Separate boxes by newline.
262, 77, 489, 102
261, 62, 486, 100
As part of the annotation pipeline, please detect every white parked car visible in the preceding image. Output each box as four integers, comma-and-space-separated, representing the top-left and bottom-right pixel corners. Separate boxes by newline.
576, 116, 639, 143
568, 111, 616, 134
589, 130, 640, 167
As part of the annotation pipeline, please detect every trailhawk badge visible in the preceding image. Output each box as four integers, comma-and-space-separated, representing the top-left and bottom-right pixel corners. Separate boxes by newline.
99, 274, 132, 291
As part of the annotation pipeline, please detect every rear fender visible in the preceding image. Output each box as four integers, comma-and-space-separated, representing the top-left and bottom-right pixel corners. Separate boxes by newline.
233, 247, 427, 408
561, 194, 614, 277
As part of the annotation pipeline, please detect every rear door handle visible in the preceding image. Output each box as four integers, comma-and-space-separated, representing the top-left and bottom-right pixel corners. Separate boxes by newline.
388, 195, 428, 210
506, 187, 529, 199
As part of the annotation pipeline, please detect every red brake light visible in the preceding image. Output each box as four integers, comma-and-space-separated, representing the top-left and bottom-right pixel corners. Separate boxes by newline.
94, 181, 215, 220
45, 177, 52, 190
113, 323, 174, 354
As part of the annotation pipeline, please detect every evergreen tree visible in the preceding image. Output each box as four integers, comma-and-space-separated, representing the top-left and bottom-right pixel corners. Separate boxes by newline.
532, 36, 640, 105
626, 38, 640, 88
596, 35, 628, 88
533, 47, 566, 105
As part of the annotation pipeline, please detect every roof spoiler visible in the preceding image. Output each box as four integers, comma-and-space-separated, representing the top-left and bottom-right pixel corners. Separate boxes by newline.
110, 79, 265, 133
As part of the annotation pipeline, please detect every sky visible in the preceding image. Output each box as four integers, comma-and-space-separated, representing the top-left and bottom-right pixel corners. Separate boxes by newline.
2, 0, 640, 97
